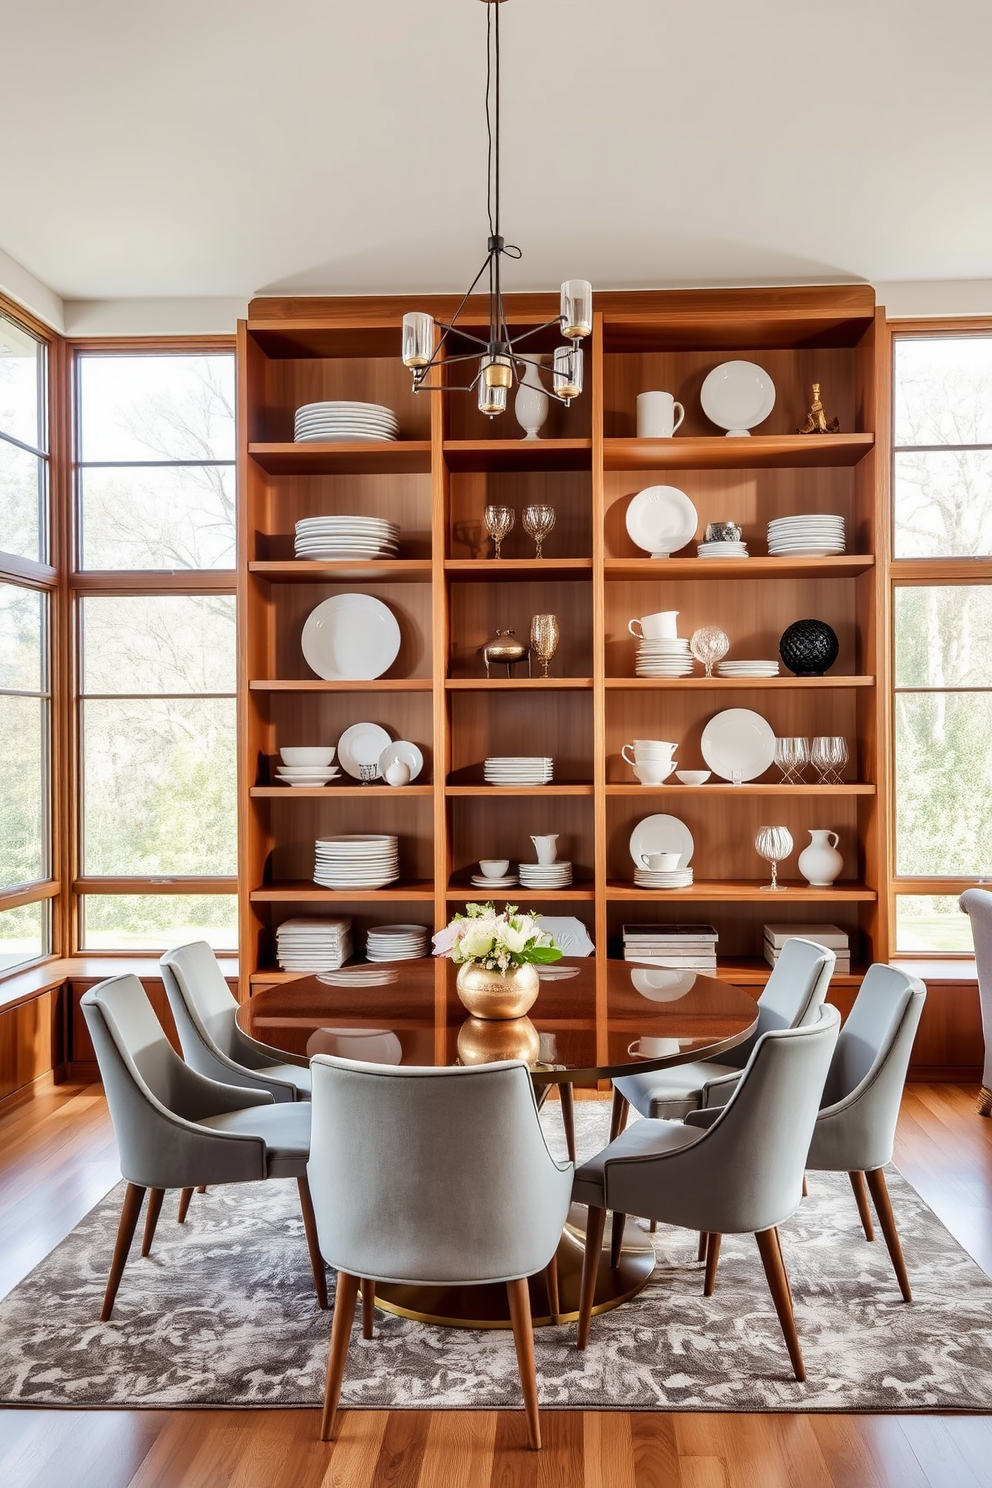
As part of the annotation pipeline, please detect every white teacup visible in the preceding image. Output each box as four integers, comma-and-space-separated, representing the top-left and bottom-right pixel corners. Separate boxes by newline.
530, 834, 559, 865
640, 851, 681, 870
479, 858, 510, 878
632, 762, 676, 785
622, 742, 676, 766
628, 1035, 682, 1059
627, 610, 679, 640
636, 391, 685, 439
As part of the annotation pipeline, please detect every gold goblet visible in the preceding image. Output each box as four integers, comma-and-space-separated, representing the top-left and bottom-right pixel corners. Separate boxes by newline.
521, 503, 556, 560
530, 613, 560, 679
484, 504, 514, 560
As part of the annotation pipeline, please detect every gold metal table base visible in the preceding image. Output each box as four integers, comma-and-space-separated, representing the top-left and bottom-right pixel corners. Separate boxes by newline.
370, 1206, 655, 1330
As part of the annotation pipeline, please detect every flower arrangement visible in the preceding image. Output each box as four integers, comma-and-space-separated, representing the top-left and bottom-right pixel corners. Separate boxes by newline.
432, 902, 562, 973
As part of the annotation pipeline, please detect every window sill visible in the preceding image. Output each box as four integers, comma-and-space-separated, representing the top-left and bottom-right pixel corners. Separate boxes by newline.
0, 953, 239, 1014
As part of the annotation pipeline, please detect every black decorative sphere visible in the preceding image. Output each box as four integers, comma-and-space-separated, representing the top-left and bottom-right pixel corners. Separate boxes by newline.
779, 619, 839, 677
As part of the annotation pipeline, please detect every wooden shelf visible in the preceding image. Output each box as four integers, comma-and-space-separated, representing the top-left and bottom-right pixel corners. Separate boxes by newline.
250, 881, 435, 902
249, 678, 433, 692
606, 880, 877, 902
604, 556, 874, 580
248, 441, 432, 475
603, 434, 874, 471
445, 783, 595, 797
605, 675, 875, 690
446, 883, 596, 902
444, 558, 593, 581
446, 677, 594, 691
249, 560, 432, 583
251, 785, 434, 798
605, 783, 876, 796
443, 438, 592, 472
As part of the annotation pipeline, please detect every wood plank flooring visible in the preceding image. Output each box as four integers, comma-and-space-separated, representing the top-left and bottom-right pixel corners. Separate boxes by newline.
1, 1082, 991, 1486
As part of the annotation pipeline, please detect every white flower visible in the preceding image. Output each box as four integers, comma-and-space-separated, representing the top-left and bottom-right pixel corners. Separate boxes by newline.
432, 923, 459, 956
460, 918, 497, 959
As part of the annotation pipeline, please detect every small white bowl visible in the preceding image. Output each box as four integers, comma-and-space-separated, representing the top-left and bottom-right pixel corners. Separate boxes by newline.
280, 746, 336, 767
676, 770, 711, 786
479, 859, 511, 878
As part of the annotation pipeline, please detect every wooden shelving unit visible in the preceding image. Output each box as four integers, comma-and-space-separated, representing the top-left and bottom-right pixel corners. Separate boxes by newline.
238, 285, 887, 1021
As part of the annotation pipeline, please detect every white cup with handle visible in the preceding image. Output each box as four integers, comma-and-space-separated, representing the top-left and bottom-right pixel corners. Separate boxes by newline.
640, 851, 681, 870
622, 741, 676, 767
637, 391, 685, 439
628, 1035, 682, 1059
627, 610, 679, 640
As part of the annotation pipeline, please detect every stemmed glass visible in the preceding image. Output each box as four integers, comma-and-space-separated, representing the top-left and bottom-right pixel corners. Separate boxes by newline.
755, 825, 794, 891
530, 613, 560, 679
359, 764, 378, 786
522, 504, 556, 560
484, 504, 514, 560
811, 735, 849, 784
690, 626, 730, 677
774, 736, 810, 784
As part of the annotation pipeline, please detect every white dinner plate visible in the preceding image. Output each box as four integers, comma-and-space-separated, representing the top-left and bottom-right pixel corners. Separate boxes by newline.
700, 360, 776, 435
301, 594, 401, 681
336, 722, 393, 778
700, 707, 777, 781
378, 740, 424, 781
628, 814, 695, 869
625, 485, 698, 557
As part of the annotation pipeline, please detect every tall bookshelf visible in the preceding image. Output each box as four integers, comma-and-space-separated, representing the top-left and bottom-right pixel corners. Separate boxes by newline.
237, 285, 887, 1054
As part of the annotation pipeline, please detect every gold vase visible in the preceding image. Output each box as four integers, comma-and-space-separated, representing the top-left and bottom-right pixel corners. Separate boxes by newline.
457, 1015, 541, 1066
455, 960, 540, 1020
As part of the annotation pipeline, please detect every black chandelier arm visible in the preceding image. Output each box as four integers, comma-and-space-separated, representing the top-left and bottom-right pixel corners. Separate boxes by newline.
505, 317, 569, 349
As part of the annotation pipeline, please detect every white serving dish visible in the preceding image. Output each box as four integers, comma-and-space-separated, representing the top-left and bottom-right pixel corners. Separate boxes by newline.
700, 707, 777, 781
625, 484, 698, 558
280, 747, 336, 767
301, 594, 401, 681
700, 360, 776, 436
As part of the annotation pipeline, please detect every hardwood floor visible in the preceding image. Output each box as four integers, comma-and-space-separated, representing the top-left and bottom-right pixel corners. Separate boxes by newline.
1, 1082, 992, 1486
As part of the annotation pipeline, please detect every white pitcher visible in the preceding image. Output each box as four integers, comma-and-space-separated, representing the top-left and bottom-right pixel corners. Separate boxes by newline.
797, 829, 843, 887
530, 834, 559, 865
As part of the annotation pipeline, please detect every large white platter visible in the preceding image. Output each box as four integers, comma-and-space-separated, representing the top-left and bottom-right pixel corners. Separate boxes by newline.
625, 485, 698, 558
700, 360, 776, 436
301, 594, 400, 681
337, 722, 393, 778
700, 707, 776, 781
628, 814, 695, 869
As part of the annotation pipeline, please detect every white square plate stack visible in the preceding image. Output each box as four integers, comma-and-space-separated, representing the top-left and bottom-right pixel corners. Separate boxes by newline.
716, 659, 780, 679
313, 834, 399, 890
294, 515, 399, 561
294, 401, 399, 443
767, 513, 845, 556
518, 860, 573, 888
366, 923, 429, 962
635, 637, 694, 677
633, 866, 694, 889
483, 756, 554, 787
276, 917, 353, 972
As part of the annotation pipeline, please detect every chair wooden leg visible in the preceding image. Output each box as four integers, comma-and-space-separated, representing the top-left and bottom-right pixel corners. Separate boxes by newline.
609, 1212, 627, 1269
849, 1170, 875, 1241
703, 1233, 722, 1297
506, 1277, 541, 1451
802, 1173, 808, 1198
559, 1083, 576, 1164
177, 1188, 193, 1225
361, 1281, 376, 1340
755, 1227, 805, 1382
546, 1252, 560, 1320
978, 1085, 992, 1117
609, 1086, 630, 1141
320, 1270, 359, 1441
297, 1175, 329, 1311
697, 1231, 708, 1262
101, 1182, 146, 1322
865, 1167, 912, 1302
577, 1206, 607, 1350
196, 1185, 206, 1194
649, 1219, 657, 1233
140, 1188, 165, 1257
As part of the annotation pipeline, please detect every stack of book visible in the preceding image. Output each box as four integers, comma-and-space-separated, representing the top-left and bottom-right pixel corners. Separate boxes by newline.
763, 923, 850, 974
623, 923, 718, 972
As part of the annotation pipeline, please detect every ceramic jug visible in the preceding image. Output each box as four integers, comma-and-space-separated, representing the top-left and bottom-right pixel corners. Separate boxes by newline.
514, 355, 549, 440
797, 829, 843, 887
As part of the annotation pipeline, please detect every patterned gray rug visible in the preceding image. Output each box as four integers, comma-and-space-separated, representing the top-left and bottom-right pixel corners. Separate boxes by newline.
2, 1101, 991, 1411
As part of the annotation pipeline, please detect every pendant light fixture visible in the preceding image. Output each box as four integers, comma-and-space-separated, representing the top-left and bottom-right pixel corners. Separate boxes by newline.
400, 0, 591, 417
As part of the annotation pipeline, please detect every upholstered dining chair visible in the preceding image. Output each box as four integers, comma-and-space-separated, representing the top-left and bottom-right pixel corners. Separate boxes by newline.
959, 889, 992, 1115
81, 973, 328, 1320
610, 936, 836, 1130
572, 1006, 840, 1381
307, 1056, 573, 1450
160, 940, 311, 1101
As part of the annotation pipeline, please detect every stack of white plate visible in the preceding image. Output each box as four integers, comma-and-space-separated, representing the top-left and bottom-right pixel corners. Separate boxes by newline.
469, 869, 519, 888
635, 638, 694, 678
317, 967, 398, 987
313, 834, 399, 890
294, 515, 399, 561
717, 659, 780, 679
518, 861, 573, 888
276, 917, 353, 971
294, 401, 399, 443
366, 923, 429, 962
633, 867, 694, 889
483, 757, 554, 786
696, 540, 749, 559
275, 762, 341, 787
767, 514, 845, 556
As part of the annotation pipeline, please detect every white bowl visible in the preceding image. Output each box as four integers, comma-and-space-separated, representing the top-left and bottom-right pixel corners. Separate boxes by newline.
676, 770, 711, 786
281, 746, 336, 767
633, 762, 676, 785
479, 859, 511, 878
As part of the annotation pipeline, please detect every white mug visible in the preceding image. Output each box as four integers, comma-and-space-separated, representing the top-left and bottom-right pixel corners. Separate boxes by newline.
530, 834, 559, 865
640, 852, 681, 870
538, 1031, 558, 1063
627, 610, 679, 640
632, 762, 676, 784
628, 1035, 682, 1059
637, 391, 685, 439
622, 742, 676, 766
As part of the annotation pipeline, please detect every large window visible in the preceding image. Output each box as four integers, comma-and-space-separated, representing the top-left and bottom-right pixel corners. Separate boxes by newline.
74, 350, 237, 951
892, 332, 992, 953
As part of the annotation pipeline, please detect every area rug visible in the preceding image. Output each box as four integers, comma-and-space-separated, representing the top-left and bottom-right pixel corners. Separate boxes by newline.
2, 1101, 992, 1412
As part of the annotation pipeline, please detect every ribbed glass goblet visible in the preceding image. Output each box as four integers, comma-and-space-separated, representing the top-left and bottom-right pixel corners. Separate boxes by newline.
484, 504, 514, 560
755, 825, 794, 891
530, 613, 560, 679
811, 735, 849, 784
522, 504, 556, 560
774, 736, 810, 784
690, 626, 730, 677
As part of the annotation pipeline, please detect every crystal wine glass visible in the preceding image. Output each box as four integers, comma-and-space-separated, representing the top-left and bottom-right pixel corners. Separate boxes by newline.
755, 825, 794, 891
530, 613, 560, 679
484, 504, 514, 560
521, 503, 556, 560
811, 735, 849, 784
690, 626, 730, 677
774, 736, 810, 784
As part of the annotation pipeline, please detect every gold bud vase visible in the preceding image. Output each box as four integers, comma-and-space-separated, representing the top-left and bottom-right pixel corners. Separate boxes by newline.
455, 961, 540, 1020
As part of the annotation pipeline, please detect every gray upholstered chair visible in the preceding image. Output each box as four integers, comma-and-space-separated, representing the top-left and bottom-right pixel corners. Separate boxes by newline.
160, 940, 310, 1101
610, 936, 835, 1129
959, 889, 992, 1115
81, 973, 328, 1319
307, 1056, 573, 1449
572, 1005, 840, 1380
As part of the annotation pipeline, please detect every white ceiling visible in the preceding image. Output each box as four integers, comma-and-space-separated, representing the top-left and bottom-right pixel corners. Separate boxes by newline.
2, 0, 991, 303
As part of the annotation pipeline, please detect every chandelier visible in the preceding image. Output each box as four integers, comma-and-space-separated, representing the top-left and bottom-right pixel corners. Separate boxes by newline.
400, 0, 592, 417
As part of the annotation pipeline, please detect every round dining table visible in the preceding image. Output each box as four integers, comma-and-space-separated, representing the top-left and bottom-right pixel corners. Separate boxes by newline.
241, 959, 758, 1329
